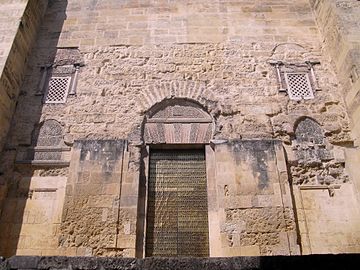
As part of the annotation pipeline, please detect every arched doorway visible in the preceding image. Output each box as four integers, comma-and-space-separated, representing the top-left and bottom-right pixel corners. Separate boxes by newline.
141, 99, 214, 257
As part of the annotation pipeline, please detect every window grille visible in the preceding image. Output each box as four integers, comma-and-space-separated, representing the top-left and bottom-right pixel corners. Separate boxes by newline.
44, 76, 71, 104
285, 72, 314, 100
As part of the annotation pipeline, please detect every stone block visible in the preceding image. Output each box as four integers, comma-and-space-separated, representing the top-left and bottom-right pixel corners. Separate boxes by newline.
223, 195, 253, 209
119, 195, 138, 207
75, 247, 92, 256
41, 249, 60, 256
222, 246, 242, 257
117, 235, 136, 249
240, 245, 261, 256
252, 195, 273, 208
102, 183, 120, 195
88, 195, 116, 208
65, 247, 77, 256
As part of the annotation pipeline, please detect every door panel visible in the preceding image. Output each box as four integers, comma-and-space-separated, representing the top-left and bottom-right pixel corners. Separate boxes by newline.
146, 149, 209, 257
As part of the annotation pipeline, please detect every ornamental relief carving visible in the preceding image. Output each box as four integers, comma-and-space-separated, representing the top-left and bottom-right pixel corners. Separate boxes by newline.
16, 120, 71, 165
144, 99, 214, 144
290, 117, 348, 187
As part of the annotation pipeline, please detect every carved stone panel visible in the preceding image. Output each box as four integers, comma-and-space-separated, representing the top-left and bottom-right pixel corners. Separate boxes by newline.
16, 120, 71, 165
295, 118, 324, 145
293, 118, 332, 166
35, 119, 63, 147
291, 118, 347, 186
144, 100, 213, 144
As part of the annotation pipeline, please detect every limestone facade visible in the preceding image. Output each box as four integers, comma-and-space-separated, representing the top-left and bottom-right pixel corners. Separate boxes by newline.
0, 0, 359, 258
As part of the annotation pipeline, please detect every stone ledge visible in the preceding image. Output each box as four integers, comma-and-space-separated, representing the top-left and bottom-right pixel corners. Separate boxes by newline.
299, 184, 341, 190
14, 160, 71, 166
1, 255, 360, 270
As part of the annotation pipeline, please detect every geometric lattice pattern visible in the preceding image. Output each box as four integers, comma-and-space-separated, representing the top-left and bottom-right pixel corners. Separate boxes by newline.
285, 73, 314, 100
44, 76, 71, 104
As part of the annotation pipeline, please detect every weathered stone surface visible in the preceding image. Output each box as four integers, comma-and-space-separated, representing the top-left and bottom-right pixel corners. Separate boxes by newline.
59, 140, 128, 256
310, 0, 360, 200
0, 0, 47, 152
207, 140, 299, 256
289, 117, 348, 185
0, 0, 359, 259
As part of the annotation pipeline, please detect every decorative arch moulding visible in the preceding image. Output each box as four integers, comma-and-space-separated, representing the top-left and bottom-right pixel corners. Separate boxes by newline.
143, 99, 215, 145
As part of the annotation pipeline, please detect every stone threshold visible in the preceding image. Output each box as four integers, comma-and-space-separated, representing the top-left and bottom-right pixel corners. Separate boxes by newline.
1, 254, 360, 270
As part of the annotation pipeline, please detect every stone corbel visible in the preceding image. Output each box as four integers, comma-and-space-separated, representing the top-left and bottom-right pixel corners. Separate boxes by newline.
28, 188, 57, 199
15, 146, 72, 166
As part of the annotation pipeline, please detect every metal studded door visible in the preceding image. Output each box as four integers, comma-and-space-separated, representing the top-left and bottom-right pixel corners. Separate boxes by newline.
146, 149, 209, 257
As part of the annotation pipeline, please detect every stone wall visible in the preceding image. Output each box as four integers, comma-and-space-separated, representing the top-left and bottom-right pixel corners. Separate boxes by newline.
6, 0, 351, 152
8, 42, 351, 146
58, 140, 135, 257
56, 0, 319, 47
0, 167, 67, 257
0, 0, 47, 152
0, 0, 47, 251
310, 0, 360, 198
0, 0, 359, 257
206, 140, 299, 256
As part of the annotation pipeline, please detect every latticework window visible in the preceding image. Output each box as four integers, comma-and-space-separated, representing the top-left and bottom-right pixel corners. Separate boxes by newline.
285, 72, 314, 100
270, 61, 320, 100
44, 76, 71, 104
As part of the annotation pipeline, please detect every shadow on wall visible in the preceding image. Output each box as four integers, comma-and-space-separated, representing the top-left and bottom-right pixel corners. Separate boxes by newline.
0, 0, 68, 257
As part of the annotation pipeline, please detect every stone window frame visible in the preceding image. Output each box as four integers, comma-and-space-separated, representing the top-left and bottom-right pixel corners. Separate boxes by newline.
270, 60, 321, 100
36, 64, 81, 104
